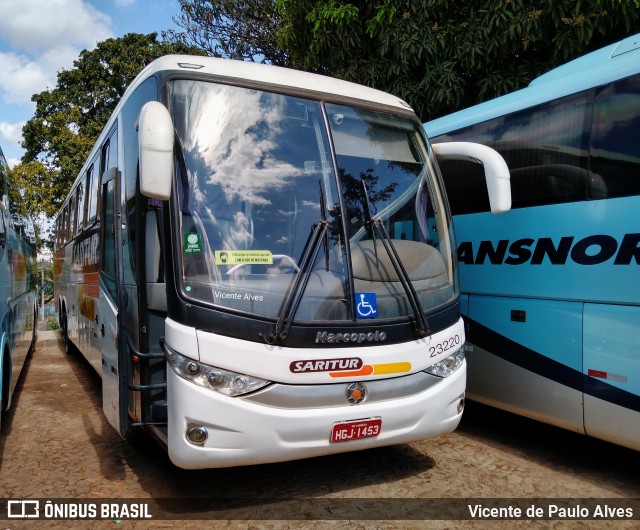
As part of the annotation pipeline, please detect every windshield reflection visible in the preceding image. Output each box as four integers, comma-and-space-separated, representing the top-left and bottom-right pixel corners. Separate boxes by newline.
170, 80, 457, 325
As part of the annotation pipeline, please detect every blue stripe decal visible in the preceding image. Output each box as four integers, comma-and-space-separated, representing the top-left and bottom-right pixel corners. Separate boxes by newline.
467, 318, 640, 414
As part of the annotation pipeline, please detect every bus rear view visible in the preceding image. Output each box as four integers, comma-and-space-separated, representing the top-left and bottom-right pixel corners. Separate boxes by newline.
55, 56, 510, 469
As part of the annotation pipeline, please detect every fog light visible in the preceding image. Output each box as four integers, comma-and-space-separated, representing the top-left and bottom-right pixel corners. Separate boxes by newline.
186, 426, 208, 446
457, 394, 465, 414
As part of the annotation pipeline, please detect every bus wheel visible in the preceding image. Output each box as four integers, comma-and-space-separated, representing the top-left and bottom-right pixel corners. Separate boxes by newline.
124, 423, 147, 446
62, 312, 73, 356
28, 309, 38, 358
0, 352, 8, 433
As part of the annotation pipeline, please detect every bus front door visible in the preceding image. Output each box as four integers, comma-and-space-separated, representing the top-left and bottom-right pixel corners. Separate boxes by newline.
98, 167, 130, 437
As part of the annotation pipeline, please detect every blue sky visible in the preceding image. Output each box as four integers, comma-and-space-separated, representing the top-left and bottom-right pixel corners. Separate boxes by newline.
0, 0, 184, 167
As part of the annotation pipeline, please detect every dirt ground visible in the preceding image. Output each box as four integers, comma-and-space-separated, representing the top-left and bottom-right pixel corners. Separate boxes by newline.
0, 331, 639, 530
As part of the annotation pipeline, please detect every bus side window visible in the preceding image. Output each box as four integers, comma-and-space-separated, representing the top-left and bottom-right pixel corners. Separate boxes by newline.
76, 177, 86, 235
438, 159, 489, 215
435, 92, 591, 212
68, 189, 77, 239
86, 161, 99, 225
102, 128, 118, 174
0, 204, 5, 261
591, 74, 640, 198
53, 216, 59, 250
62, 204, 69, 246
100, 177, 117, 300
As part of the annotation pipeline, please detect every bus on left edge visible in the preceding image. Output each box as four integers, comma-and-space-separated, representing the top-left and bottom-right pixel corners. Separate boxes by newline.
0, 145, 38, 432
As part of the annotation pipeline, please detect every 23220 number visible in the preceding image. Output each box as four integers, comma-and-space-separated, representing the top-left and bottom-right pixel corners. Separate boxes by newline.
429, 334, 461, 357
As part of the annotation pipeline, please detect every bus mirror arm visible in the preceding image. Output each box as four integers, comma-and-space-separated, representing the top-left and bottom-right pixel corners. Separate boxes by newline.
137, 101, 174, 201
432, 142, 512, 214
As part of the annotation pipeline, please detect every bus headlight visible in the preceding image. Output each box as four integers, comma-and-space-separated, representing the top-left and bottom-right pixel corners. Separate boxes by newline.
424, 347, 465, 378
166, 347, 270, 396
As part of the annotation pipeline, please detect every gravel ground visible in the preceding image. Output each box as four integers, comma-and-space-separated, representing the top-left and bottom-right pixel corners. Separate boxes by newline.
1, 331, 639, 529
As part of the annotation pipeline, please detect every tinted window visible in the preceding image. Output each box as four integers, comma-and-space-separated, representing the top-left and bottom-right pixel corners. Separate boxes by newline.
76, 177, 86, 235
0, 205, 5, 259
68, 191, 77, 239
590, 74, 640, 198
435, 92, 592, 214
86, 161, 99, 225
101, 178, 117, 300
61, 205, 68, 246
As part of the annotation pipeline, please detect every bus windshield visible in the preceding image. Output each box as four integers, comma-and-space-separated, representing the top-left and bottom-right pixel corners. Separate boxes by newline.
171, 79, 456, 323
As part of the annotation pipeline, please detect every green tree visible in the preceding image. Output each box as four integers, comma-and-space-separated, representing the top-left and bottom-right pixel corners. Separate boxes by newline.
19, 32, 204, 217
7, 161, 55, 248
163, 0, 288, 65
277, 0, 640, 120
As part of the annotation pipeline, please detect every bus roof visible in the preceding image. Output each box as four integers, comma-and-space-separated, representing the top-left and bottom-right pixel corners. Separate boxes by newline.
129, 55, 414, 116
56, 55, 416, 219
424, 33, 640, 138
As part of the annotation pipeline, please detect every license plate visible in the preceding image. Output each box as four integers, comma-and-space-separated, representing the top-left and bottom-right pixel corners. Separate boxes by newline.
331, 417, 382, 443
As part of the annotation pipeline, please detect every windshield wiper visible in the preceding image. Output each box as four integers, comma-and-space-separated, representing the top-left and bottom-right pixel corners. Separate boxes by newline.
361, 180, 430, 337
361, 179, 379, 265
268, 180, 329, 344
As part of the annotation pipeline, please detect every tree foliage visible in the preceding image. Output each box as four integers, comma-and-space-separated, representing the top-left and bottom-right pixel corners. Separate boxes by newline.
7, 160, 54, 246
163, 0, 289, 65
276, 0, 640, 121
19, 33, 203, 218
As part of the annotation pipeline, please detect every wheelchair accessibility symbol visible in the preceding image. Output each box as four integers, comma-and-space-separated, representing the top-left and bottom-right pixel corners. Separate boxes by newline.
356, 293, 378, 319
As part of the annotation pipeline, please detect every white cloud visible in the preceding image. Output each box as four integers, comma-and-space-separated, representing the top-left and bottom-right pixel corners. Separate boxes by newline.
115, 0, 137, 6
0, 46, 80, 107
0, 51, 51, 107
0, 121, 25, 147
5, 157, 20, 169
0, 0, 113, 54
0, 0, 115, 108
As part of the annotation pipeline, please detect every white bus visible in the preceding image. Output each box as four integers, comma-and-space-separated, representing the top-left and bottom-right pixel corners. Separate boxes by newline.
54, 55, 510, 469
0, 146, 38, 432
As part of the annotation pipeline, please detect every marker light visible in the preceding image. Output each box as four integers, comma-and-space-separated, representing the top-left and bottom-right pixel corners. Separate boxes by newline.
424, 347, 465, 378
166, 346, 270, 397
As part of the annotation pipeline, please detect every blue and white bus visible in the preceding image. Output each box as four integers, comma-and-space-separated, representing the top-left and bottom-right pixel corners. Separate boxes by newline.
425, 34, 640, 451
0, 146, 38, 432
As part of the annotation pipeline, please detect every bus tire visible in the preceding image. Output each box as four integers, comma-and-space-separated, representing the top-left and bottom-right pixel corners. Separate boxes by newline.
61, 311, 74, 356
0, 349, 8, 434
28, 309, 37, 358
124, 423, 148, 447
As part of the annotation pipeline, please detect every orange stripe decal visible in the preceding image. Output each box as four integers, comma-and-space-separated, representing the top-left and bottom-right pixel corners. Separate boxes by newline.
329, 362, 412, 378
329, 365, 374, 378
372, 362, 411, 375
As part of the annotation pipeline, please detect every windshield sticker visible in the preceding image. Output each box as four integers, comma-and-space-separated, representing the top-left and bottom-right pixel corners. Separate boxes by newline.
356, 292, 378, 319
215, 250, 273, 265
184, 232, 202, 254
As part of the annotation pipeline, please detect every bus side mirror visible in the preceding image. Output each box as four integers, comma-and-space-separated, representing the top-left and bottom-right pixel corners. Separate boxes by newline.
432, 142, 511, 213
137, 101, 174, 201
